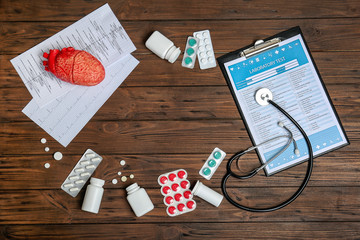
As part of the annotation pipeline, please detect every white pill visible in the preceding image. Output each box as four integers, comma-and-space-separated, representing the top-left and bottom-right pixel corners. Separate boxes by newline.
200, 52, 205, 57
75, 180, 85, 185
44, 163, 50, 168
196, 33, 201, 38
80, 160, 90, 165
121, 176, 127, 182
85, 164, 95, 169
41, 138, 47, 144
91, 157, 101, 162
129, 174, 134, 179
112, 179, 118, 184
75, 168, 85, 173
64, 183, 74, 188
117, 171, 122, 176
204, 38, 210, 44
69, 175, 79, 181
120, 160, 126, 166
70, 187, 79, 192
86, 153, 96, 158
80, 172, 90, 177
203, 32, 208, 37
44, 147, 50, 152
206, 51, 213, 56
205, 44, 211, 50
199, 46, 205, 51
201, 58, 207, 63
208, 57, 214, 62
53, 152, 63, 161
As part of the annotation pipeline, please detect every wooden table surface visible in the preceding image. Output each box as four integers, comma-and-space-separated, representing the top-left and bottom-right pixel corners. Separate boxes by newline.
1, 0, 360, 239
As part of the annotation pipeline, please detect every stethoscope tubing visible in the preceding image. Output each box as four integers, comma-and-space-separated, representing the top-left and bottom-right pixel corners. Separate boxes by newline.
221, 99, 314, 212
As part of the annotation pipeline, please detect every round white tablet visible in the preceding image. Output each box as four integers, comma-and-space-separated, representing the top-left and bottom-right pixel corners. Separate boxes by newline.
41, 138, 47, 144
121, 176, 127, 182
120, 160, 126, 166
112, 179, 118, 184
44, 163, 50, 168
129, 174, 134, 179
53, 152, 63, 161
117, 171, 122, 176
44, 147, 50, 152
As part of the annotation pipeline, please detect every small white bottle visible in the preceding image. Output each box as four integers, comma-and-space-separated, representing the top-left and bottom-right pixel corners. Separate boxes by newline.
145, 31, 181, 63
81, 177, 105, 214
126, 183, 154, 217
192, 180, 223, 207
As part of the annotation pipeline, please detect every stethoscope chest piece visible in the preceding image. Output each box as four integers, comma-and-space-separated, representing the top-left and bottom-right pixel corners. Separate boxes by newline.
255, 88, 273, 106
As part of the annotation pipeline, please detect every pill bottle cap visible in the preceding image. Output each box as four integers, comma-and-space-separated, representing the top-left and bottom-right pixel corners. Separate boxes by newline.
126, 183, 140, 194
165, 46, 181, 63
90, 177, 105, 187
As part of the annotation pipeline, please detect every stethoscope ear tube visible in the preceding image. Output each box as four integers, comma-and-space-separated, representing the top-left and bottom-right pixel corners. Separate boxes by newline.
221, 99, 313, 212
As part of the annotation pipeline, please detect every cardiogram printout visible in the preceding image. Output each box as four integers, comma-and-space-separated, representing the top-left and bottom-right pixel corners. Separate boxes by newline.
12, 4, 139, 147
224, 33, 348, 175
11, 3, 136, 107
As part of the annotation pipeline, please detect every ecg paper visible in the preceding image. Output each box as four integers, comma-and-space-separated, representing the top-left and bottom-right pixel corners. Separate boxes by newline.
23, 55, 139, 147
11, 3, 136, 107
12, 3, 139, 147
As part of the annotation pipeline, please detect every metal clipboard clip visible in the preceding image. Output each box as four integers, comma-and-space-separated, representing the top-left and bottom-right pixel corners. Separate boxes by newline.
241, 38, 281, 59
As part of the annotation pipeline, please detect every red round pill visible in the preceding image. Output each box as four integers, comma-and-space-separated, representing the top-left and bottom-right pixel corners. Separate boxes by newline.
171, 183, 180, 192
183, 190, 192, 199
177, 170, 186, 179
187, 200, 195, 209
165, 196, 174, 205
168, 206, 177, 215
180, 180, 189, 189
162, 186, 171, 195
168, 173, 177, 181
177, 203, 185, 212
160, 176, 168, 184
174, 193, 183, 202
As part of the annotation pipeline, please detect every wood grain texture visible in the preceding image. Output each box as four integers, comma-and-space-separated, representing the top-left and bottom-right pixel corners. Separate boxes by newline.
1, 0, 360, 239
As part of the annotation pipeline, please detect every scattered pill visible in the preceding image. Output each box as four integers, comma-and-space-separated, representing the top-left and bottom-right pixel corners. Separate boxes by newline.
121, 176, 127, 182
41, 138, 47, 144
129, 174, 134, 179
53, 152, 63, 161
117, 171, 122, 176
112, 179, 118, 184
44, 163, 50, 168
44, 147, 50, 152
120, 160, 126, 166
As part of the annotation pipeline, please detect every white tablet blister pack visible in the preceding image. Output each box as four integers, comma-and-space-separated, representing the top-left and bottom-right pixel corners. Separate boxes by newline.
193, 30, 216, 70
181, 36, 199, 69
61, 149, 103, 197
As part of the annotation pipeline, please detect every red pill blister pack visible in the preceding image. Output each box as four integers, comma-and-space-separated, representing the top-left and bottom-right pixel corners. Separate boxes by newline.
158, 169, 196, 217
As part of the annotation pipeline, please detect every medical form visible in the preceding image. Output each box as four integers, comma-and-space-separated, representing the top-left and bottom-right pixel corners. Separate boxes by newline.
220, 28, 348, 175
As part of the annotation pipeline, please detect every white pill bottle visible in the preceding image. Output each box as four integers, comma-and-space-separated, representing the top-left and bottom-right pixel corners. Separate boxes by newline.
126, 183, 154, 217
145, 31, 181, 63
81, 177, 105, 214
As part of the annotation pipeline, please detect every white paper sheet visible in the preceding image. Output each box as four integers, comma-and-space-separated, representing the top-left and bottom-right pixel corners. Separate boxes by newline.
23, 55, 139, 147
11, 3, 136, 107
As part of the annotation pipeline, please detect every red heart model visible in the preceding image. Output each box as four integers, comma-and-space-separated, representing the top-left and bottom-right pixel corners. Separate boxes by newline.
43, 47, 105, 86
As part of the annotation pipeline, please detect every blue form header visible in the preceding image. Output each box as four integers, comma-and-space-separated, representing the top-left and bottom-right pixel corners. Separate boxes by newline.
228, 39, 309, 90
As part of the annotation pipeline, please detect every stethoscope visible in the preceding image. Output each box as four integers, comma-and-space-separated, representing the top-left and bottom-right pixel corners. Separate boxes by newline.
221, 88, 314, 212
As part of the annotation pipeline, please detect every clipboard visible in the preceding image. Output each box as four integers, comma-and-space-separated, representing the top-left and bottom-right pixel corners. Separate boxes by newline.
217, 26, 349, 175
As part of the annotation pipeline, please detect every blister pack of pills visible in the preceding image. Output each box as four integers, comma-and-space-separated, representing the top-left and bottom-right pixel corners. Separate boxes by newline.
181, 36, 199, 69
158, 169, 196, 217
193, 30, 216, 70
61, 149, 103, 197
199, 147, 226, 180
